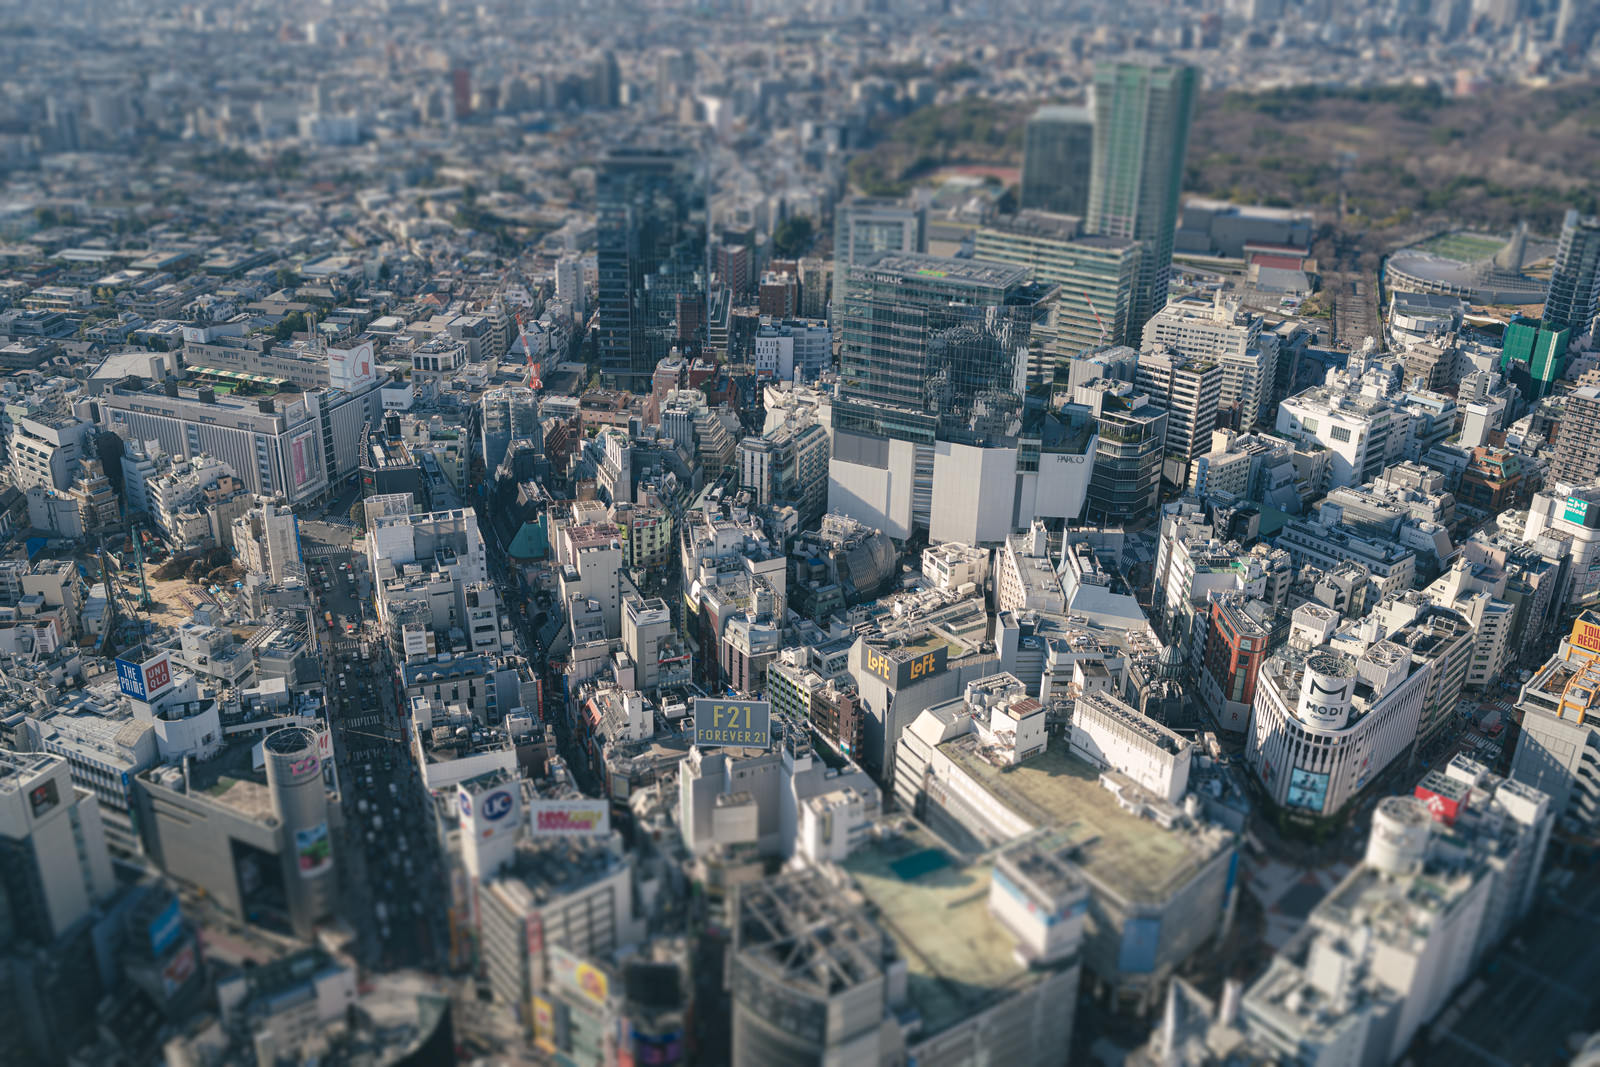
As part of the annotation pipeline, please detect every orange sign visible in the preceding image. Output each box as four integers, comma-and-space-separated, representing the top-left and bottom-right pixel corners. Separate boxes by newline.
1571, 618, 1600, 655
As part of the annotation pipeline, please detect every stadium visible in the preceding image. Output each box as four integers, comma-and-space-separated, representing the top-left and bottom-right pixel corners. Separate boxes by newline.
1385, 225, 1550, 305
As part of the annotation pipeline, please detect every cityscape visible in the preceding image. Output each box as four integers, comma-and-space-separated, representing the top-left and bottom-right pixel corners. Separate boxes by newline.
1, 0, 1600, 1064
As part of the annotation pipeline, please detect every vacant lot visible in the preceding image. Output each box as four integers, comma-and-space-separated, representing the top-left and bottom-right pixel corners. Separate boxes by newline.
849, 80, 1600, 239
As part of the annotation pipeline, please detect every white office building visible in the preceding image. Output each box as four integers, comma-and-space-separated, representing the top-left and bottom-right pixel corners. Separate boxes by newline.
1242, 757, 1551, 1067
1246, 640, 1430, 820
1143, 294, 1278, 430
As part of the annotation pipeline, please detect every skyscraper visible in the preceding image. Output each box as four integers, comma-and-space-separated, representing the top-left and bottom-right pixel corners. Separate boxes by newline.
1020, 105, 1094, 217
596, 146, 708, 390
975, 211, 1142, 358
831, 198, 925, 329
835, 254, 1041, 447
828, 253, 1096, 543
1086, 61, 1199, 337
1543, 210, 1600, 341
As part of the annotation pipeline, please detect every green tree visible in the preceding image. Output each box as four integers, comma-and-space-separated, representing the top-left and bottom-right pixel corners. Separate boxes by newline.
349, 501, 366, 529
274, 311, 306, 341
772, 215, 815, 257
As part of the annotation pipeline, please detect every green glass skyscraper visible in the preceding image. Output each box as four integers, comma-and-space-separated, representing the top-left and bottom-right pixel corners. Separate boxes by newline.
1086, 61, 1199, 339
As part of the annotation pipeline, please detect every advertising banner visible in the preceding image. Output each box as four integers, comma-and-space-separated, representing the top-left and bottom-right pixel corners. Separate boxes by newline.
116, 652, 174, 702
692, 698, 772, 748
528, 799, 610, 837
295, 822, 333, 877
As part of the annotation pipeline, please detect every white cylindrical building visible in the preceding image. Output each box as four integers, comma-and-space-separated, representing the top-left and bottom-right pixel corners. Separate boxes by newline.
264, 726, 336, 938
1298, 653, 1356, 731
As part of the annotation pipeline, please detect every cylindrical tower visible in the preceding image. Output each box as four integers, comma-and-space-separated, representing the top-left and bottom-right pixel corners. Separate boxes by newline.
264, 726, 335, 938
1365, 796, 1432, 877
1298, 653, 1356, 731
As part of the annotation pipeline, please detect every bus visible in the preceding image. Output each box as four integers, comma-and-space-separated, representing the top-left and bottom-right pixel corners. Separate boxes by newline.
324, 611, 334, 629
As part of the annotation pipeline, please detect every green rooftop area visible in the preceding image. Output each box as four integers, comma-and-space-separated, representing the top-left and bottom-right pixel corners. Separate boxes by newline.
942, 737, 1229, 905
843, 822, 1044, 1037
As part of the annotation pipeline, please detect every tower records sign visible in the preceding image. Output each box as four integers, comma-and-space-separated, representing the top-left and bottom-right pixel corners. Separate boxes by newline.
693, 698, 772, 748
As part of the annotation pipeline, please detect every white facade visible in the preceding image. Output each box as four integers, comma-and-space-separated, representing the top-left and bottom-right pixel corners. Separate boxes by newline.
0, 749, 114, 939
1276, 386, 1400, 490
1246, 643, 1430, 819
1069, 690, 1194, 804
1242, 762, 1551, 1067
1522, 488, 1600, 606
828, 436, 1094, 545
921, 542, 990, 595
1142, 294, 1278, 429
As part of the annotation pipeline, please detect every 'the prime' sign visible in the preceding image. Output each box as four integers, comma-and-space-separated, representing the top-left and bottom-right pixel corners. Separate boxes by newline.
693, 698, 772, 749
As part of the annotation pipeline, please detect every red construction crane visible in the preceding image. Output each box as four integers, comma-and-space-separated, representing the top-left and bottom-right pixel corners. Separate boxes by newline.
515, 312, 542, 392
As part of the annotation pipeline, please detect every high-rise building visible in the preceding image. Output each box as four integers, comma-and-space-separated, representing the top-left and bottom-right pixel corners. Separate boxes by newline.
828, 253, 1096, 543
1242, 759, 1551, 1066
480, 386, 541, 476
1544, 210, 1600, 341
830, 197, 926, 330
0, 749, 115, 942
1020, 105, 1094, 217
974, 211, 1142, 357
1074, 378, 1166, 525
1499, 314, 1568, 402
450, 66, 472, 120
1246, 641, 1431, 821
1510, 612, 1600, 835
596, 147, 707, 390
1086, 61, 1199, 337
554, 254, 587, 319
1553, 383, 1600, 487
1135, 347, 1221, 474
1142, 293, 1278, 430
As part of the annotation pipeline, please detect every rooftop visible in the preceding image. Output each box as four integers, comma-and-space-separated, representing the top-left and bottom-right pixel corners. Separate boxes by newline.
940, 736, 1230, 905
843, 822, 1056, 1037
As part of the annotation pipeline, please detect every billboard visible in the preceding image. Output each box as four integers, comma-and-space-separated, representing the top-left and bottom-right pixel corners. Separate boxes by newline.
148, 897, 183, 957
295, 822, 333, 877
481, 789, 516, 821
1572, 617, 1600, 655
27, 778, 59, 819
1566, 496, 1600, 528
161, 941, 197, 997
532, 996, 557, 1054
116, 652, 175, 702
529, 799, 610, 837
548, 945, 611, 1008
692, 698, 772, 748
288, 755, 320, 781
861, 643, 947, 689
1285, 767, 1330, 812
288, 427, 321, 494
1415, 782, 1467, 825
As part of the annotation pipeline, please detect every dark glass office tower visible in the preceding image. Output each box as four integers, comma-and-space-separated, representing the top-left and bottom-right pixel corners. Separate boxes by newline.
835, 253, 1048, 447
1544, 209, 1600, 340
1020, 105, 1094, 217
1086, 61, 1198, 339
596, 146, 707, 390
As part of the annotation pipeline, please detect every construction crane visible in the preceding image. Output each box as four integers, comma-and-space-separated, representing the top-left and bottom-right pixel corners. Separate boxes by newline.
514, 312, 543, 393
1085, 296, 1108, 347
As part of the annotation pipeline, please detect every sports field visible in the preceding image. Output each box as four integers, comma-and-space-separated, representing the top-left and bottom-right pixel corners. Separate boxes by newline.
1413, 231, 1506, 262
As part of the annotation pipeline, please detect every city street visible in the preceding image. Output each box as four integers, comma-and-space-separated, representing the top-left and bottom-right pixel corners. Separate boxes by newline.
302, 520, 451, 975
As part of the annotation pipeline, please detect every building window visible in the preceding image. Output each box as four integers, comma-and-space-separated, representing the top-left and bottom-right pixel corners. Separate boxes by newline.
1331, 426, 1352, 443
